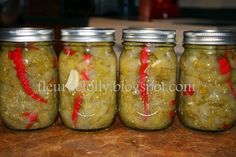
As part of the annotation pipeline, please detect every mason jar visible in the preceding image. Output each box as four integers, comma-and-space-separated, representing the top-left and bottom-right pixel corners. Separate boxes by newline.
0, 28, 58, 130
179, 30, 236, 131
59, 28, 117, 130
119, 28, 177, 130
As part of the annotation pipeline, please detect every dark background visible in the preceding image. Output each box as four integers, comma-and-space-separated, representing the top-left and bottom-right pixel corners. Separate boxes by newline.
1, 0, 236, 27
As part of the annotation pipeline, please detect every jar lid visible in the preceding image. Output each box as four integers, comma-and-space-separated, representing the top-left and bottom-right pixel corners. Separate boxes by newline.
122, 28, 176, 43
184, 30, 236, 45
0, 28, 54, 42
61, 27, 115, 42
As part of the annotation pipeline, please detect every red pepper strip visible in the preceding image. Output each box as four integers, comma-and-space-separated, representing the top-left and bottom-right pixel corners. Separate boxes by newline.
23, 112, 38, 129
63, 47, 76, 56
72, 53, 92, 125
170, 99, 176, 106
218, 54, 236, 99
72, 94, 83, 126
71, 53, 92, 126
83, 54, 92, 63
218, 57, 231, 74
183, 85, 195, 96
80, 70, 90, 81
139, 47, 149, 119
169, 110, 176, 120
226, 80, 236, 99
8, 48, 47, 103
223, 123, 232, 130
80, 53, 92, 81
169, 100, 176, 119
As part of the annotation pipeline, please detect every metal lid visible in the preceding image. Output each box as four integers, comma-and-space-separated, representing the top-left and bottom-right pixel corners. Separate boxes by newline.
122, 28, 176, 43
0, 28, 54, 42
61, 27, 115, 42
184, 30, 236, 45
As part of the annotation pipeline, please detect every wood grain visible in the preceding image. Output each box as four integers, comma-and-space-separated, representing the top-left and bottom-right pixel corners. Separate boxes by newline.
0, 117, 235, 157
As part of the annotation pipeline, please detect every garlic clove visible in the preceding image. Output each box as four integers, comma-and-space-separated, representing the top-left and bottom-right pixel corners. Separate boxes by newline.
65, 69, 79, 91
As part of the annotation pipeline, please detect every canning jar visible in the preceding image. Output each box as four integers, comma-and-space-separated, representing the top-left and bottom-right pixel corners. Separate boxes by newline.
119, 28, 177, 130
0, 28, 58, 130
59, 28, 117, 130
179, 30, 236, 131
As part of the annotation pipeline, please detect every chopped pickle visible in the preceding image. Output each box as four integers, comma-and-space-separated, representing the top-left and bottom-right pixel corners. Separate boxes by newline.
59, 42, 117, 130
179, 45, 236, 131
119, 42, 177, 130
0, 42, 58, 130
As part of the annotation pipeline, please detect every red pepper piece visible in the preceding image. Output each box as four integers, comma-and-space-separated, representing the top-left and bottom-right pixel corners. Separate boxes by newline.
183, 85, 195, 96
138, 47, 149, 119
8, 48, 47, 103
71, 53, 91, 126
223, 123, 232, 130
23, 112, 38, 129
169, 110, 176, 120
220, 53, 236, 99
72, 94, 83, 126
80, 53, 93, 81
80, 70, 90, 81
83, 53, 92, 63
170, 99, 176, 106
226, 80, 236, 99
218, 57, 231, 74
63, 47, 76, 56
26, 123, 34, 129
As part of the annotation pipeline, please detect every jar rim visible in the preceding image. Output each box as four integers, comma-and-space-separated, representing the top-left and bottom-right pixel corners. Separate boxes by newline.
184, 30, 236, 45
61, 27, 115, 42
0, 28, 54, 42
122, 28, 176, 43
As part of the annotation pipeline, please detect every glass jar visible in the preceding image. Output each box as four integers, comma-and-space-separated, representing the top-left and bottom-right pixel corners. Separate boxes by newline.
179, 30, 236, 131
0, 28, 58, 130
59, 28, 117, 130
119, 28, 177, 130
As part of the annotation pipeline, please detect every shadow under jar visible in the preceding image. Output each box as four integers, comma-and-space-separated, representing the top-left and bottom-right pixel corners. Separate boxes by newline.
119, 28, 177, 130
0, 28, 58, 130
59, 28, 117, 130
179, 30, 236, 131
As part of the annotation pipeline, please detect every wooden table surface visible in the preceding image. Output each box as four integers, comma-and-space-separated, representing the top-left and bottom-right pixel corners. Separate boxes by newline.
0, 117, 235, 157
